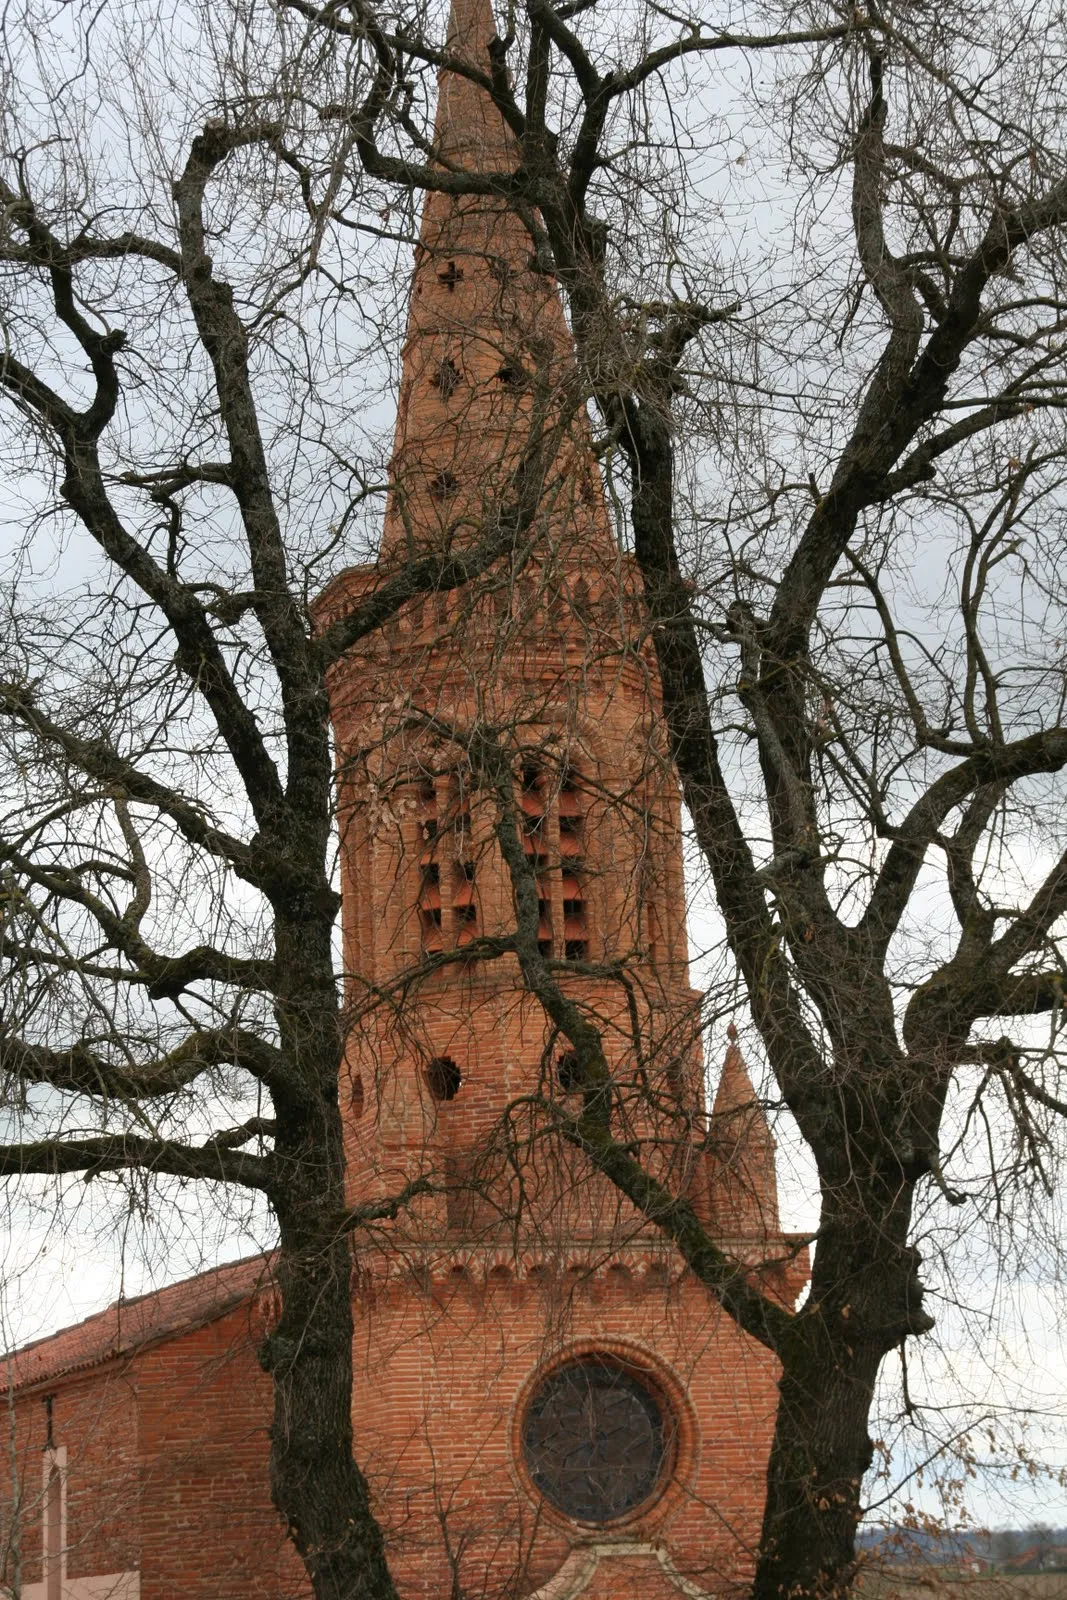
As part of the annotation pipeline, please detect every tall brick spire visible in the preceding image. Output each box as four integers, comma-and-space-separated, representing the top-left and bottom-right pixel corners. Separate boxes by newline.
432, 0, 516, 169
311, 8, 805, 1588
382, 0, 609, 563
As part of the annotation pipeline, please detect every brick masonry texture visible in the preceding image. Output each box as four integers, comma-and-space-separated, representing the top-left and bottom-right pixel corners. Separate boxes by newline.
0, 1, 807, 1593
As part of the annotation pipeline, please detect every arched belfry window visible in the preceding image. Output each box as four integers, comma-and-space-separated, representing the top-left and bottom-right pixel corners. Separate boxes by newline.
559, 770, 588, 961
520, 765, 553, 957
417, 776, 480, 954
518, 763, 589, 962
417, 781, 442, 953
431, 356, 461, 399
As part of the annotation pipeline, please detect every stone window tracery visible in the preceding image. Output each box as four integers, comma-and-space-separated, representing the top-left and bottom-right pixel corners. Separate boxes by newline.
522, 1356, 672, 1523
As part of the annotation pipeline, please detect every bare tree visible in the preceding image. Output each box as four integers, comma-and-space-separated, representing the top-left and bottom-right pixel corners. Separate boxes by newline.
1, 0, 1067, 1598
0, 1, 564, 1592
325, 0, 1067, 1595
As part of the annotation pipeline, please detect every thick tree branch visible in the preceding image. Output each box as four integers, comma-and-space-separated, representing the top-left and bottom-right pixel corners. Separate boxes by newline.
0, 1028, 289, 1098
974, 971, 1067, 1016
0, 840, 275, 999
765, 123, 1067, 677
986, 844, 1067, 977
172, 120, 332, 829
0, 1132, 270, 1188
863, 729, 1067, 956
0, 679, 259, 885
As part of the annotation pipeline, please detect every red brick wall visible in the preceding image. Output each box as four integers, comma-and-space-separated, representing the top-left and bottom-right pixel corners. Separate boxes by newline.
135, 1303, 306, 1600
1, 1254, 789, 1600
351, 1257, 781, 1599
0, 1304, 307, 1600
0, 1367, 139, 1589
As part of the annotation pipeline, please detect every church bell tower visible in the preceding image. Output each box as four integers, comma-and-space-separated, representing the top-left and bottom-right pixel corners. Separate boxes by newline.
316, 3, 806, 1593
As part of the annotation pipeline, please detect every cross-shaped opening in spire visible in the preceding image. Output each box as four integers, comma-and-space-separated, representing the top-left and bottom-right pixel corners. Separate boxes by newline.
437, 259, 464, 291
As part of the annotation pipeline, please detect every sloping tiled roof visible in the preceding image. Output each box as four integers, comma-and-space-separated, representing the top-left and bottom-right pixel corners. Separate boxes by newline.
1, 1251, 273, 1393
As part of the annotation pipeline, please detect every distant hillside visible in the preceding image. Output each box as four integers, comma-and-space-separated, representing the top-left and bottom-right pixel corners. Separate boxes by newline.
858, 1528, 1067, 1572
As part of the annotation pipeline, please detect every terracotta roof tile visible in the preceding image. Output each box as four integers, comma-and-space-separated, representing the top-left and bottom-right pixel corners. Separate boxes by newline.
1, 1251, 273, 1393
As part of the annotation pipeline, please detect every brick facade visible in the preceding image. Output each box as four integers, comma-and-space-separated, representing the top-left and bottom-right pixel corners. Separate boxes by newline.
0, 1, 806, 1593
1, 1261, 304, 1598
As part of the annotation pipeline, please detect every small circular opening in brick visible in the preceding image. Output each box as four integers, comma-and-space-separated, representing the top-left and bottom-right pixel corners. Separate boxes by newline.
429, 471, 459, 499
424, 1055, 461, 1101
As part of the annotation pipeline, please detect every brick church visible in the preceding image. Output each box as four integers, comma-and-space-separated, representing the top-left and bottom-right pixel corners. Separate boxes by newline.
0, 1, 807, 1594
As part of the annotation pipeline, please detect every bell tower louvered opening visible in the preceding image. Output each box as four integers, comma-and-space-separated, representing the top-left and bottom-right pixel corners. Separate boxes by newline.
558, 770, 587, 962
451, 774, 478, 948
418, 781, 443, 953
417, 774, 479, 954
520, 764, 553, 957
516, 763, 589, 962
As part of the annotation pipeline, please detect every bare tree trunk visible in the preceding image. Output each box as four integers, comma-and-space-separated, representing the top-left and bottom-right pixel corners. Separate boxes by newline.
261, 889, 399, 1600
755, 1189, 929, 1600
265, 1210, 394, 1600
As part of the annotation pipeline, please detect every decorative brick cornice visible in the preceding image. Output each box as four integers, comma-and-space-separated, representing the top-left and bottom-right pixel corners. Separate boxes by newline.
358, 1236, 798, 1290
